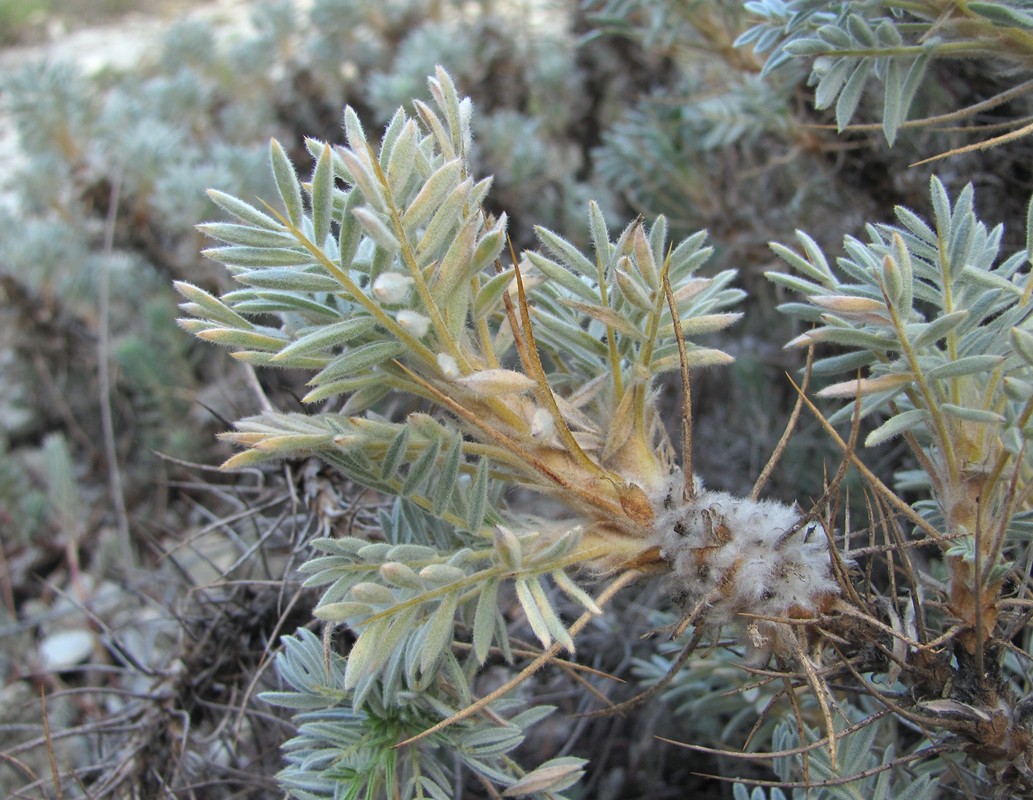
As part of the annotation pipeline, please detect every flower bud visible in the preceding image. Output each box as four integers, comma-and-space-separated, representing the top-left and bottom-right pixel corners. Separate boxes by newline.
372, 272, 414, 304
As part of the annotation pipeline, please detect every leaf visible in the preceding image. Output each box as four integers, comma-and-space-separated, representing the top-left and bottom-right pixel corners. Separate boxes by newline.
836, 59, 871, 131
235, 268, 340, 292
308, 341, 405, 385
204, 245, 313, 267
381, 425, 411, 481
432, 436, 463, 514
502, 757, 587, 797
270, 138, 304, 226
473, 267, 515, 320
402, 437, 442, 495
196, 222, 297, 248
310, 142, 335, 246
515, 578, 551, 648
865, 408, 930, 446
535, 225, 596, 278
465, 459, 490, 532
352, 206, 400, 252
206, 189, 285, 231
941, 404, 1006, 425
473, 578, 500, 663
402, 158, 464, 230
273, 316, 376, 361
924, 355, 1004, 382
526, 253, 597, 307
420, 591, 459, 675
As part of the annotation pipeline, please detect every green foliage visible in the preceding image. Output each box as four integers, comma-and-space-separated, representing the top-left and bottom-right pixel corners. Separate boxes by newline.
740, 0, 1033, 143
264, 628, 586, 799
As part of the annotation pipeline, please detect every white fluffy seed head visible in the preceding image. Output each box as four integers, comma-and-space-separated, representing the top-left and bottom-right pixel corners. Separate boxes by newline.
654, 471, 839, 640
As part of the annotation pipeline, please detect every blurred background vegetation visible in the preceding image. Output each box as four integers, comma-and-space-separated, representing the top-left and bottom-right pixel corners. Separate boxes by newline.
2, 0, 1032, 796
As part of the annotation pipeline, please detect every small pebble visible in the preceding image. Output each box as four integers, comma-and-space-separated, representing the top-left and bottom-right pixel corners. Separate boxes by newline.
39, 629, 94, 672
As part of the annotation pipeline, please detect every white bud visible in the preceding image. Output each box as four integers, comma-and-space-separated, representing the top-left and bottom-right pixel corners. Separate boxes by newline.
372, 271, 414, 304
530, 407, 553, 439
397, 309, 431, 338
437, 352, 460, 379
456, 369, 536, 396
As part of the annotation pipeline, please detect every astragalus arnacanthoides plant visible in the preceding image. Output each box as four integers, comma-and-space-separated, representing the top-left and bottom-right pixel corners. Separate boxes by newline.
179, 68, 1033, 797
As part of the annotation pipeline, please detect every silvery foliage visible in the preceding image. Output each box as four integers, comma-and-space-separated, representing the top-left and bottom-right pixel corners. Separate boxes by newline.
179, 65, 745, 796
738, 0, 1033, 143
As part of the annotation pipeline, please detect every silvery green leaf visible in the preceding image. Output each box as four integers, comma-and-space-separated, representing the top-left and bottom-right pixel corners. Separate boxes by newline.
380, 561, 423, 590
381, 426, 411, 481
313, 601, 373, 623
414, 98, 455, 161
274, 316, 376, 360
432, 436, 463, 515
470, 215, 506, 275
784, 37, 829, 56
350, 581, 395, 605
1005, 377, 1033, 401
910, 310, 968, 348
385, 118, 418, 198
969, 1, 1033, 27
473, 267, 515, 320
402, 437, 442, 495
473, 578, 500, 663
352, 206, 400, 253
924, 355, 1003, 382
515, 578, 552, 648
552, 569, 601, 614
801, 327, 898, 351
417, 178, 473, 261
1012, 326, 1033, 365
615, 266, 653, 311
196, 222, 297, 248
817, 23, 852, 49
308, 340, 405, 385
883, 57, 904, 145
402, 158, 463, 230
525, 251, 597, 302
270, 138, 304, 227
960, 264, 1022, 295
344, 610, 416, 690
342, 383, 391, 415
461, 726, 524, 757
836, 60, 871, 131
385, 543, 440, 562
420, 591, 459, 675
494, 525, 523, 569
302, 373, 383, 403
310, 142, 335, 246
196, 327, 287, 350
814, 56, 851, 110
811, 350, 878, 375
466, 459, 490, 533
865, 408, 929, 447
536, 225, 596, 279
174, 281, 254, 329
204, 245, 312, 267
765, 267, 829, 297
941, 404, 1006, 425
206, 189, 284, 231
501, 756, 587, 797
632, 224, 659, 287
339, 147, 387, 214
668, 230, 710, 277
434, 214, 478, 296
